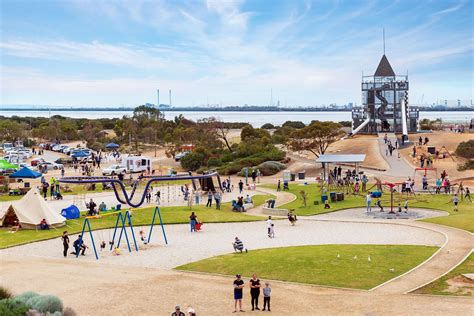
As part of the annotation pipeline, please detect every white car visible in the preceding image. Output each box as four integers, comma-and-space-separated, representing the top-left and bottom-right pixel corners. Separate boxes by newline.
40, 161, 64, 170
174, 151, 190, 161
102, 165, 126, 176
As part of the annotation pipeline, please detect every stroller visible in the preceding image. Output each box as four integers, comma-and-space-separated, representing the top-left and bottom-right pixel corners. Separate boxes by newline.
195, 222, 203, 231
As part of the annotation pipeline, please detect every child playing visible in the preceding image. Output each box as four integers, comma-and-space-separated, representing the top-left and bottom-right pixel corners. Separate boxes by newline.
324, 199, 331, 209
404, 200, 409, 213
452, 194, 459, 212
398, 203, 402, 213
377, 199, 384, 212
269, 224, 275, 239
139, 230, 148, 244
262, 282, 271, 311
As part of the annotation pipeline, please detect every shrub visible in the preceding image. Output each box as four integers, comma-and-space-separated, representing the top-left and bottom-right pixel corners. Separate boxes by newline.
88, 141, 105, 152
29, 295, 63, 314
207, 157, 223, 167
0, 286, 12, 300
63, 306, 77, 316
180, 151, 205, 171
338, 121, 352, 127
256, 161, 286, 175
455, 140, 474, 159
261, 123, 275, 129
14, 291, 39, 306
457, 160, 474, 171
0, 298, 30, 316
282, 121, 305, 129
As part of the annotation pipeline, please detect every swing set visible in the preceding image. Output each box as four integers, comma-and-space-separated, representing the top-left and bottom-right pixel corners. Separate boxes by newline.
60, 172, 221, 260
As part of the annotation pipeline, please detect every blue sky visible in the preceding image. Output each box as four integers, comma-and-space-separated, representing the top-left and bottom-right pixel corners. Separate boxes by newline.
0, 0, 472, 107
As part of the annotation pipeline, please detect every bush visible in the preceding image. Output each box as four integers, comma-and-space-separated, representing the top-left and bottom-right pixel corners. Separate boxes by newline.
207, 157, 222, 167
256, 161, 286, 175
88, 142, 105, 152
261, 123, 275, 129
28, 295, 63, 314
455, 140, 474, 159
457, 160, 474, 171
0, 298, 30, 316
338, 121, 352, 127
0, 286, 12, 300
180, 151, 205, 171
63, 306, 77, 316
14, 291, 39, 306
282, 121, 305, 129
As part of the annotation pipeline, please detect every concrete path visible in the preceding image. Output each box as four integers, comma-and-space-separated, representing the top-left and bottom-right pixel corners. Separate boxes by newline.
378, 133, 414, 177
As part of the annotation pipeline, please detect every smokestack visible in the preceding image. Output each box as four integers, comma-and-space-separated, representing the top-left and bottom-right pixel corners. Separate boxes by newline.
157, 89, 160, 107
169, 89, 172, 107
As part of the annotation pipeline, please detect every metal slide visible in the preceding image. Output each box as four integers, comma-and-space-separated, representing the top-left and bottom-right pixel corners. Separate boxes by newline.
400, 93, 408, 142
348, 117, 371, 137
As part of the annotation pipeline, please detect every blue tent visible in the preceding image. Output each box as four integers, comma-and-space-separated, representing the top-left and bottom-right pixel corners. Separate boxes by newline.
105, 142, 120, 149
61, 205, 80, 219
9, 166, 42, 179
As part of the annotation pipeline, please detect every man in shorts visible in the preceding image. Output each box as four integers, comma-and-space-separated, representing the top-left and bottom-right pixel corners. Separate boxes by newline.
233, 274, 245, 313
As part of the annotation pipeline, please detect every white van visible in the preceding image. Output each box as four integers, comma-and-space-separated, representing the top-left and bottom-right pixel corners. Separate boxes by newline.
122, 156, 152, 173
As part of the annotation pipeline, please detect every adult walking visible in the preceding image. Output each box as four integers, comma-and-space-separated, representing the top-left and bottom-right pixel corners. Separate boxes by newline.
61, 231, 69, 257
249, 273, 261, 311
189, 212, 198, 232
233, 274, 245, 313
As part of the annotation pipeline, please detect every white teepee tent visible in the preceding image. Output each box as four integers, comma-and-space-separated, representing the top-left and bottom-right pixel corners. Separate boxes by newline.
0, 188, 66, 229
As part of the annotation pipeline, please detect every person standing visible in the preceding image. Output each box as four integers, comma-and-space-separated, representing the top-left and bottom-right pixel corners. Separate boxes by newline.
61, 231, 69, 257
452, 194, 459, 212
366, 192, 372, 213
266, 216, 273, 237
238, 180, 244, 194
214, 191, 221, 210
276, 180, 281, 192
361, 174, 368, 192
171, 305, 185, 316
262, 282, 271, 311
249, 273, 261, 311
206, 191, 213, 207
189, 212, 197, 232
233, 274, 245, 313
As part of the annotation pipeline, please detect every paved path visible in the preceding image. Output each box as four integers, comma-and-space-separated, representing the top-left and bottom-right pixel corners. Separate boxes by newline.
0, 212, 445, 269
378, 133, 414, 177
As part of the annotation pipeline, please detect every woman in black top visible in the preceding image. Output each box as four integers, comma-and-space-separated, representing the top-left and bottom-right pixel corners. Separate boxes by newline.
61, 231, 69, 257
249, 273, 261, 311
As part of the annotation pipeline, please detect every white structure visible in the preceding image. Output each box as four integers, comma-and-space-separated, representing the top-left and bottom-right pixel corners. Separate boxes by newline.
122, 156, 152, 173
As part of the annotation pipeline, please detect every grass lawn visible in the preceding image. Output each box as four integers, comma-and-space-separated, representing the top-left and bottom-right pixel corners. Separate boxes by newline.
176, 244, 438, 290
263, 183, 474, 232
0, 194, 271, 249
414, 253, 474, 296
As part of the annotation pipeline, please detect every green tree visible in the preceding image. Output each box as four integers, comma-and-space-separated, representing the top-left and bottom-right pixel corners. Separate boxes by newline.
286, 121, 345, 157
0, 119, 25, 142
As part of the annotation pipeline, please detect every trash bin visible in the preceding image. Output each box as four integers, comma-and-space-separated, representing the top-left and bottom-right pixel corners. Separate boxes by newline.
290, 173, 296, 181
427, 146, 436, 154
321, 195, 328, 202
330, 192, 337, 202
298, 171, 305, 180
337, 192, 344, 201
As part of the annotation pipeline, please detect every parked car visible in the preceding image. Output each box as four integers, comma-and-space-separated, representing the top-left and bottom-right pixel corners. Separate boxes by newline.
39, 161, 64, 170
31, 158, 45, 166
174, 151, 190, 161
54, 158, 73, 165
102, 164, 127, 176
51, 144, 62, 152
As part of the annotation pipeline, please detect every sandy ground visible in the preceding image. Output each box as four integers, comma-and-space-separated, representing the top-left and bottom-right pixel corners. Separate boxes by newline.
2, 254, 473, 315
400, 131, 474, 185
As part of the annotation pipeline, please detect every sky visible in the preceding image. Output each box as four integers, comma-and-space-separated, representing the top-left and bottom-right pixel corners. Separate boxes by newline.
0, 0, 473, 107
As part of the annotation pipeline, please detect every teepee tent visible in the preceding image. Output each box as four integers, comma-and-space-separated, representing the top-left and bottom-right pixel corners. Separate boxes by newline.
0, 188, 66, 229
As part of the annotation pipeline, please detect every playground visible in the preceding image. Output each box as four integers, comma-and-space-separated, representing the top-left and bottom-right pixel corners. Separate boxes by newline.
1, 151, 473, 314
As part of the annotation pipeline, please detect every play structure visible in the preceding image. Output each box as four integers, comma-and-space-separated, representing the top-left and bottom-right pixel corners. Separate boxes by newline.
350, 53, 419, 141
59, 172, 221, 260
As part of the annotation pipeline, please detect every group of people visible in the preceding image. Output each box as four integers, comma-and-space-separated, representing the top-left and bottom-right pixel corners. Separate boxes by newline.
383, 134, 398, 157
233, 273, 272, 312
40, 175, 63, 200
61, 231, 88, 257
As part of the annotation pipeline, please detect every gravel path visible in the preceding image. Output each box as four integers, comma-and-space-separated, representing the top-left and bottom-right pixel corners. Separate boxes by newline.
1, 217, 445, 270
